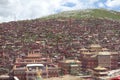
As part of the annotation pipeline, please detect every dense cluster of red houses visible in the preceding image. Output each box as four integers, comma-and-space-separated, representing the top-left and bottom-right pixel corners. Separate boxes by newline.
0, 18, 120, 79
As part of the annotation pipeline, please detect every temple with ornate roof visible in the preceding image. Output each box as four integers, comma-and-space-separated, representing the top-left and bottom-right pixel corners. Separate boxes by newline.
13, 49, 60, 80
80, 44, 118, 72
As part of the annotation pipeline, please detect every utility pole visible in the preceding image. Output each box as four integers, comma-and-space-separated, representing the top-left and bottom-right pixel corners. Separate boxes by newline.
46, 65, 48, 78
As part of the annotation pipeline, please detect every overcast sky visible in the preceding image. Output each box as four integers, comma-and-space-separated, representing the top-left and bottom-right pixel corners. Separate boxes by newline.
0, 0, 120, 23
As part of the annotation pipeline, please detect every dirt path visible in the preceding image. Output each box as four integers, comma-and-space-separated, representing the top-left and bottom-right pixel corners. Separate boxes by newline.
44, 75, 84, 80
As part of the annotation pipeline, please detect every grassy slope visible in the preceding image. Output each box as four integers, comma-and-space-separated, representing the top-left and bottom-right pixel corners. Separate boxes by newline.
41, 8, 120, 20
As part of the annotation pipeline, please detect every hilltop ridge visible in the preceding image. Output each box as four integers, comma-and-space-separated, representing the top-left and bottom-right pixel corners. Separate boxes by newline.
42, 8, 120, 20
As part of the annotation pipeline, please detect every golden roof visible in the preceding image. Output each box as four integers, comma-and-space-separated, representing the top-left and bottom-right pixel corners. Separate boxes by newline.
98, 52, 111, 55
27, 53, 41, 57
91, 54, 97, 58
64, 60, 80, 63
80, 48, 88, 51
94, 66, 107, 70
90, 44, 101, 48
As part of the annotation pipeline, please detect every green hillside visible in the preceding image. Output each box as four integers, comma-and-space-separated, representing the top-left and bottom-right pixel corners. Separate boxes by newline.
42, 8, 120, 20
